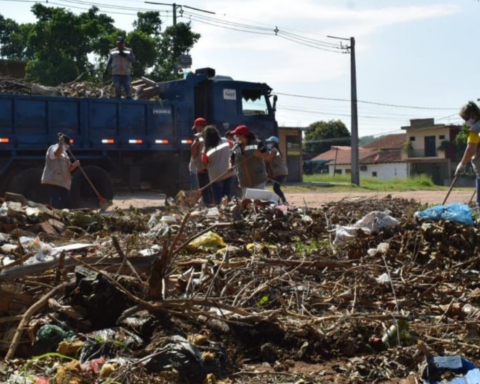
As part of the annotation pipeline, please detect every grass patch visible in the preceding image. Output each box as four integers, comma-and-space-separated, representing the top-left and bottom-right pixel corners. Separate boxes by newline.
302, 173, 449, 191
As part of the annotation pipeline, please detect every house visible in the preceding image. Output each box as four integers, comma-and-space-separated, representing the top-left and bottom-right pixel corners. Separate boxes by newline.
278, 126, 312, 182
401, 118, 461, 185
312, 134, 408, 180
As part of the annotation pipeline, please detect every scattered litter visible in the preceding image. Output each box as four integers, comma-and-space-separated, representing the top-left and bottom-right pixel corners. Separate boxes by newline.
334, 211, 399, 246
2, 193, 480, 383
415, 203, 474, 226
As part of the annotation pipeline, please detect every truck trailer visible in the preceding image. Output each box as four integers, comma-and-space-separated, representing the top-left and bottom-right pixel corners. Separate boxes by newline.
0, 68, 278, 207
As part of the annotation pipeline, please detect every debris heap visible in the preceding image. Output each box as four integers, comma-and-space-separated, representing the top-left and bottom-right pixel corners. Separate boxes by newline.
0, 75, 160, 99
1, 193, 480, 383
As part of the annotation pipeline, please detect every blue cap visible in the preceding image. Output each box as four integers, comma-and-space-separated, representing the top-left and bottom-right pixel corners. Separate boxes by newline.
266, 136, 279, 143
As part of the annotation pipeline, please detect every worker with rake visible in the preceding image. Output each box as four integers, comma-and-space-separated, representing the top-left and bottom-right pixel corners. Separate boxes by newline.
229, 125, 270, 195
41, 133, 80, 209
456, 101, 480, 211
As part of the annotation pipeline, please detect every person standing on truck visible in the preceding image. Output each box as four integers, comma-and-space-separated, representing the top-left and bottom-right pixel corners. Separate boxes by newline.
41, 134, 80, 209
455, 101, 480, 211
229, 125, 269, 195
105, 37, 136, 99
201, 126, 235, 204
190, 117, 213, 205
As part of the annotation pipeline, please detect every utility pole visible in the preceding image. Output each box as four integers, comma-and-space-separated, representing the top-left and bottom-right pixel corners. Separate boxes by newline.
349, 37, 359, 186
328, 35, 359, 186
145, 2, 215, 26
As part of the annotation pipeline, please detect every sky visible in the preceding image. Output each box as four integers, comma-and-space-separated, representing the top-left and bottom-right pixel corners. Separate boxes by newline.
1, 0, 479, 137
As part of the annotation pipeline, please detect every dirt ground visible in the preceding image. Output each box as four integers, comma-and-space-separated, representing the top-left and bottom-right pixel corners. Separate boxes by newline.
110, 189, 475, 211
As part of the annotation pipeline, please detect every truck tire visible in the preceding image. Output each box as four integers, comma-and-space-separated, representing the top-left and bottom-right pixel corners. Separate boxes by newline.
7, 168, 50, 204
70, 166, 114, 209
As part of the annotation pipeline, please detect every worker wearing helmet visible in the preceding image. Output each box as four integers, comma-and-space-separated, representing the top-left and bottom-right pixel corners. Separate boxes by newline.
265, 136, 289, 204
229, 125, 269, 194
41, 134, 80, 209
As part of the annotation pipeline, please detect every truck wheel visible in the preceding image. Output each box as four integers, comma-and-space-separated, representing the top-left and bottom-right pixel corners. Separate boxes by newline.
7, 168, 50, 204
70, 166, 114, 209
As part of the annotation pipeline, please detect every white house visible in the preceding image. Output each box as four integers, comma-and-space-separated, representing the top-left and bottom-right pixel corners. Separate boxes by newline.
312, 134, 408, 181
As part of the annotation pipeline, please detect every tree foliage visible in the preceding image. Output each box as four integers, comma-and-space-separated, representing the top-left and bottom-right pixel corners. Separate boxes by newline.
304, 120, 351, 156
0, 5, 200, 85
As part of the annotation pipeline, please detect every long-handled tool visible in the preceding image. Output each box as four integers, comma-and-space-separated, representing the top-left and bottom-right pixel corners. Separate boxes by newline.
469, 189, 477, 206
184, 153, 253, 203
66, 148, 112, 212
442, 175, 458, 205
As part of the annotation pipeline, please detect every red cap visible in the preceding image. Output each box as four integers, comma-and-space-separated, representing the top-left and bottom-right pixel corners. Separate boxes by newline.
192, 117, 207, 130
230, 125, 251, 136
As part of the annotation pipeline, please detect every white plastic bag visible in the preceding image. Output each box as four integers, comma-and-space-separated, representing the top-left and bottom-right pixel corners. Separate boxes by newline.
334, 211, 399, 247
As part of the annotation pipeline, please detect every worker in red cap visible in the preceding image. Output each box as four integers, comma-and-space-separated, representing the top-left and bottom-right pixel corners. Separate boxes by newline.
229, 125, 270, 194
189, 117, 213, 205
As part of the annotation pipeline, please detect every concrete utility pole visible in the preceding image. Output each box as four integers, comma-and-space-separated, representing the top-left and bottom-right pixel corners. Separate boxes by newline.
145, 2, 215, 26
328, 35, 359, 186
349, 37, 359, 186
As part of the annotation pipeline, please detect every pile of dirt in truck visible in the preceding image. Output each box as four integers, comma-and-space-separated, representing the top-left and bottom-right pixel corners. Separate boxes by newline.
1, 193, 480, 383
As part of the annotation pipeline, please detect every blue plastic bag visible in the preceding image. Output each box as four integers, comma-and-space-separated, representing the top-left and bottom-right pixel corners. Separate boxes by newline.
414, 203, 474, 226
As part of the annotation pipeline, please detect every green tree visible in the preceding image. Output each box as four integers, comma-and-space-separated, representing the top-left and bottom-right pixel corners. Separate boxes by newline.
150, 22, 201, 82
0, 5, 200, 86
133, 11, 162, 37
359, 135, 376, 146
0, 15, 34, 60
304, 120, 351, 156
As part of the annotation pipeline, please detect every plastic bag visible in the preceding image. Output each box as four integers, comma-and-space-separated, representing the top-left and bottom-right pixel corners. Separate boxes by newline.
334, 211, 399, 247
143, 335, 204, 381
189, 231, 226, 250
414, 203, 474, 226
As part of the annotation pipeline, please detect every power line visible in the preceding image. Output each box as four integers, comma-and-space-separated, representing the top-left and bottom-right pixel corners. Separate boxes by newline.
184, 15, 272, 35
180, 9, 346, 53
276, 33, 346, 54
274, 92, 459, 110
279, 107, 413, 121
57, 0, 158, 11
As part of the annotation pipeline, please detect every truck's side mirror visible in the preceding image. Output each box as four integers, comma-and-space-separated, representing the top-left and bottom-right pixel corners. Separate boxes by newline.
273, 95, 278, 115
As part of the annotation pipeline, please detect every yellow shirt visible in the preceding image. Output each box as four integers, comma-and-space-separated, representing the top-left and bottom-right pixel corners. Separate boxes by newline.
467, 131, 480, 144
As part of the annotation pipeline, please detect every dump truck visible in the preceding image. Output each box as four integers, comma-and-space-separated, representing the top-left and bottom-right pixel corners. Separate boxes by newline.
0, 68, 278, 207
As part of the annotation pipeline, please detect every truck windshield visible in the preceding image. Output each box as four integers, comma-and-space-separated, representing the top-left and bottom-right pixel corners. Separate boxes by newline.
242, 89, 269, 117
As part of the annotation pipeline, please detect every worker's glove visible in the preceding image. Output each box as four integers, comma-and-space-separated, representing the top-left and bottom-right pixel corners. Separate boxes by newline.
455, 163, 466, 176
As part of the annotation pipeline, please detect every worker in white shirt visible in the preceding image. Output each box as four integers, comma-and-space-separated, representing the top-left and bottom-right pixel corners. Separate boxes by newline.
41, 134, 80, 209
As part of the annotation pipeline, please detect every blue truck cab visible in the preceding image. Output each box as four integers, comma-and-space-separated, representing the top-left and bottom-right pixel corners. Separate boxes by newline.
0, 68, 278, 207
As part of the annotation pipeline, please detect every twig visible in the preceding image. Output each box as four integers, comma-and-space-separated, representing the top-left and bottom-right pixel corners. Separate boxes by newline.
5, 282, 67, 360
112, 236, 144, 283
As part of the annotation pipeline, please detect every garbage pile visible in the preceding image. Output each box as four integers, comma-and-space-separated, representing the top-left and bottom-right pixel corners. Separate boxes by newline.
1, 192, 480, 383
0, 75, 160, 99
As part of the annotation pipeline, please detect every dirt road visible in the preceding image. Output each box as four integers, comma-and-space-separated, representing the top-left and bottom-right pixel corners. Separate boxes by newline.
110, 189, 475, 211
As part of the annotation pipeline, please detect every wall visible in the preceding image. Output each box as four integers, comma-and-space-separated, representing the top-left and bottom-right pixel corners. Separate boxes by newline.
329, 163, 408, 181
405, 127, 451, 159
278, 129, 303, 182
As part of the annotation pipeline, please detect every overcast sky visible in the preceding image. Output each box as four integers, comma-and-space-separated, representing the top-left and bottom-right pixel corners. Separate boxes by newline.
1, 0, 478, 137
